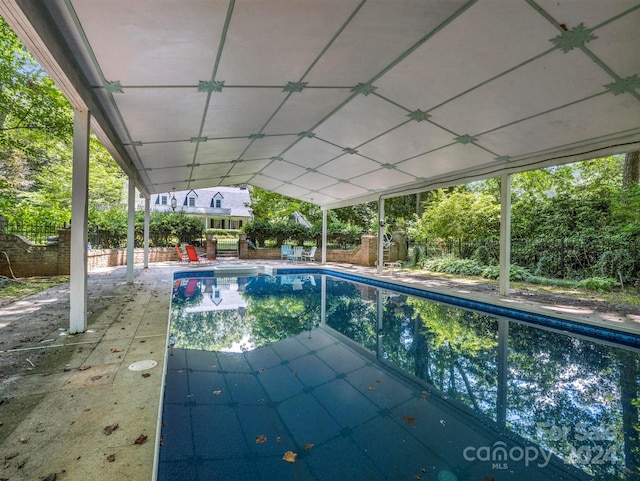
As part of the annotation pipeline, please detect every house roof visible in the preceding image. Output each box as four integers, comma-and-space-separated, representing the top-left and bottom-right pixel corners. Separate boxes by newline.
2, 1, 639, 209
155, 187, 252, 217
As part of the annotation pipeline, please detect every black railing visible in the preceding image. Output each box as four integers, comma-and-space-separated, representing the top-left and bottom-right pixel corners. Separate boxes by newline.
215, 238, 238, 252
4, 221, 65, 245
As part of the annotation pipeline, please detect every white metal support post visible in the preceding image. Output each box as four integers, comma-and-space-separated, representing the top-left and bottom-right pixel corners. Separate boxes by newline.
126, 179, 135, 284
143, 197, 150, 268
377, 198, 385, 273
69, 108, 90, 334
321, 208, 327, 264
499, 173, 512, 296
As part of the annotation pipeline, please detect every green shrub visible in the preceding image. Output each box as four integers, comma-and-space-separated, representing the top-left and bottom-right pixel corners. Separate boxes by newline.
534, 254, 560, 278
472, 245, 493, 265
205, 228, 241, 238
243, 220, 270, 247
243, 220, 314, 247
596, 249, 635, 282
577, 277, 619, 292
408, 245, 423, 267
524, 276, 577, 287
481, 264, 531, 281
423, 258, 484, 277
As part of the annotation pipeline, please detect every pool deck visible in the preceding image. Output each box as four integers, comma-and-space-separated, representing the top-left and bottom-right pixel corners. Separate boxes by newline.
0, 259, 638, 480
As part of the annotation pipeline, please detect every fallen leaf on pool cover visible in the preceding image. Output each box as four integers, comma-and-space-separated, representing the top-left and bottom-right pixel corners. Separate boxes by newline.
304, 443, 314, 450
282, 451, 297, 463
134, 434, 148, 445
484, 477, 496, 481
212, 390, 223, 396
403, 416, 416, 424
106, 454, 116, 462
414, 476, 422, 481
103, 424, 119, 435
276, 436, 282, 443
367, 386, 376, 391
110, 348, 122, 353
376, 379, 383, 384
421, 391, 430, 398
256, 435, 267, 444
142, 373, 151, 378
439, 419, 446, 426
293, 371, 299, 376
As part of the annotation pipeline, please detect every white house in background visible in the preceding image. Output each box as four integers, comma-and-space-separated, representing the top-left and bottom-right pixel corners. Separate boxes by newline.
147, 186, 253, 229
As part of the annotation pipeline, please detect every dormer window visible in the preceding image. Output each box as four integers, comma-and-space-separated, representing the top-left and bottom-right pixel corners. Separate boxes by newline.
211, 192, 224, 208
160, 195, 168, 205
183, 190, 197, 208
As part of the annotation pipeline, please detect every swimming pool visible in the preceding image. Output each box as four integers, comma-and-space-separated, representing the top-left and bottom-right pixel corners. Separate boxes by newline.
155, 268, 640, 480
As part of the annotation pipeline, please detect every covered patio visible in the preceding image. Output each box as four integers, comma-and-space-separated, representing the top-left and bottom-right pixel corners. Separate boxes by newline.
1, 2, 639, 479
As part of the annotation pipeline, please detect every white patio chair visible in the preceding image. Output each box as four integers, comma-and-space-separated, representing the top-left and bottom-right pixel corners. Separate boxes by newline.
289, 246, 304, 262
302, 246, 317, 262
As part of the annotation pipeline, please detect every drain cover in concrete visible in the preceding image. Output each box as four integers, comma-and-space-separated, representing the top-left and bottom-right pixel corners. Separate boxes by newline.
128, 360, 157, 371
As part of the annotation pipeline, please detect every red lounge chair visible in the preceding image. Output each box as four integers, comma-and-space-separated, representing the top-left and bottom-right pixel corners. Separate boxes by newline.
185, 245, 212, 266
175, 245, 188, 263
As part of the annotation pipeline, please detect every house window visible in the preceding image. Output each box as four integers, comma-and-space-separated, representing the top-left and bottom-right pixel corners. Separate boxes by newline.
211, 193, 224, 208
160, 195, 168, 205
188, 196, 196, 207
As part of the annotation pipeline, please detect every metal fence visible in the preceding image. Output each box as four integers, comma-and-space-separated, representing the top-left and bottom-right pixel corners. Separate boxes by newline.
413, 237, 640, 281
4, 221, 65, 245
215, 238, 238, 253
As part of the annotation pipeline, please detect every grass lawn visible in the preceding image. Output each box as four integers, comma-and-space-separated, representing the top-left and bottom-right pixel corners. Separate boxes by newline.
0, 276, 69, 307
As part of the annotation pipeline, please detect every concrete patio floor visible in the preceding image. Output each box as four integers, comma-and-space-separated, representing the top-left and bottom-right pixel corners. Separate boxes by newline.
0, 260, 638, 481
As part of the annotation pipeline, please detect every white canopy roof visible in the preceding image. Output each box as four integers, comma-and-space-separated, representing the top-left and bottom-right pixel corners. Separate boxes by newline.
2, 1, 639, 209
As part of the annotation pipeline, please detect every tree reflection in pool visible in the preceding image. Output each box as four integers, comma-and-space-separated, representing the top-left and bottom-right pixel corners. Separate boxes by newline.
159, 272, 640, 481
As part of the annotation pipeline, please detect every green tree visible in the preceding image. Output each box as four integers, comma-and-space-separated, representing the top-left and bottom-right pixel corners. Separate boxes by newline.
411, 189, 500, 241
0, 18, 72, 152
1, 18, 126, 227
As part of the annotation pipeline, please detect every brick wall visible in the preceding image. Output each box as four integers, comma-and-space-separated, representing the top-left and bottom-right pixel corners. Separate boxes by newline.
0, 233, 62, 277
0, 228, 178, 277
0, 229, 405, 277
238, 234, 389, 267
86, 247, 177, 271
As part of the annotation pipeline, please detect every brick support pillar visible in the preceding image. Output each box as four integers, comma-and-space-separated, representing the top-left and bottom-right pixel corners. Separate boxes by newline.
238, 234, 248, 259
360, 235, 378, 267
206, 238, 217, 259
